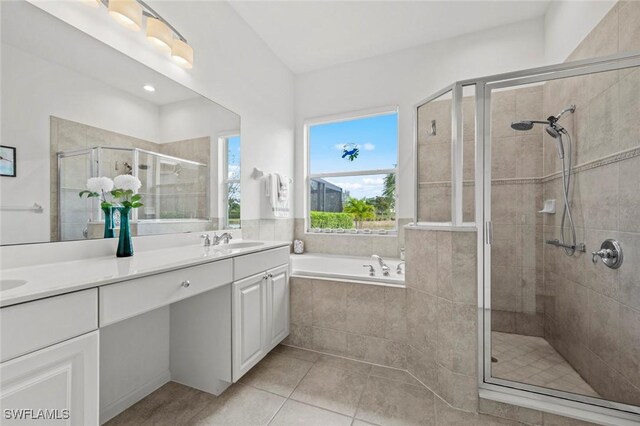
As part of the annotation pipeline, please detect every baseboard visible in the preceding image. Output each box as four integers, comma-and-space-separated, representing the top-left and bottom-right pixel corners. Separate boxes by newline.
99, 369, 171, 425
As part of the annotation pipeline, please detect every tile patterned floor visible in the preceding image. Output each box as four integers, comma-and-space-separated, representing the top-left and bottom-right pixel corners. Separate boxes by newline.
106, 345, 520, 426
491, 332, 600, 398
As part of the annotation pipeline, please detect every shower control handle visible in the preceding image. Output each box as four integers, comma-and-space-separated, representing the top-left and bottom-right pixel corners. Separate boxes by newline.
592, 249, 614, 262
591, 239, 623, 269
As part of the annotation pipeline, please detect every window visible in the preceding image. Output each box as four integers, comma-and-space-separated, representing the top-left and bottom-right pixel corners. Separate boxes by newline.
306, 109, 398, 233
223, 135, 241, 229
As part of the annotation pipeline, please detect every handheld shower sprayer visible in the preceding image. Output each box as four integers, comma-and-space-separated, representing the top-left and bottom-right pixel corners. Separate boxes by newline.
510, 104, 577, 256
511, 104, 575, 160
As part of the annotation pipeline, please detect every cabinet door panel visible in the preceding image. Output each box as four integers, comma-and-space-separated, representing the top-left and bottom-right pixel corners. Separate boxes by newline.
268, 265, 289, 349
232, 273, 266, 381
0, 332, 99, 426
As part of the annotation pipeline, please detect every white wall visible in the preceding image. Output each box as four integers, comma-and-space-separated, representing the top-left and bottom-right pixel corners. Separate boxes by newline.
544, 0, 616, 64
28, 0, 295, 222
0, 43, 161, 245
294, 17, 546, 220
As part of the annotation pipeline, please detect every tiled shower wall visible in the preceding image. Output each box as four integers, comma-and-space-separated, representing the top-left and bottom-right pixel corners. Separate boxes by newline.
417, 87, 545, 337
404, 227, 478, 412
540, 1, 640, 406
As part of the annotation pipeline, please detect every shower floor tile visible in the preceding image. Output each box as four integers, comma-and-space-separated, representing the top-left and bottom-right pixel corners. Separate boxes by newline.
491, 331, 600, 398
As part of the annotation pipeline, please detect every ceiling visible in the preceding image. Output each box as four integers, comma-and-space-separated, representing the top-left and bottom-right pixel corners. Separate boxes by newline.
230, 1, 551, 74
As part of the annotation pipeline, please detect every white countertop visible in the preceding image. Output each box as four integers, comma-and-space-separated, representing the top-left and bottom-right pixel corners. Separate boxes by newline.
0, 240, 290, 307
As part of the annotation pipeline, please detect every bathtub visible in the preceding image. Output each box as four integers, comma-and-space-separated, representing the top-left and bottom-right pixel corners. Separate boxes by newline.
290, 253, 405, 287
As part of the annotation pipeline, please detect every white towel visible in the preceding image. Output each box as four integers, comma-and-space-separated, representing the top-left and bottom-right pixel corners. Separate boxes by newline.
266, 173, 279, 208
276, 173, 289, 201
265, 173, 290, 218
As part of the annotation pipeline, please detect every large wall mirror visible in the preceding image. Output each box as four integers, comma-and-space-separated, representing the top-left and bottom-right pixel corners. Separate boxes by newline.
0, 1, 241, 245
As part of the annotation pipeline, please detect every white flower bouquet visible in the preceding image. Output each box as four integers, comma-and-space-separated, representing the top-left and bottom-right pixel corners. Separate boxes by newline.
80, 174, 143, 210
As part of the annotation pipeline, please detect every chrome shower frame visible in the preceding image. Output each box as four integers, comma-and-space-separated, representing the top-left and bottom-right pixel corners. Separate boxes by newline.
478, 52, 640, 424
414, 50, 640, 424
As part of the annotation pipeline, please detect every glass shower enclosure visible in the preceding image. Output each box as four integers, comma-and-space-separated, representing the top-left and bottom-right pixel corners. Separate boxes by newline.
57, 146, 208, 241
415, 51, 640, 423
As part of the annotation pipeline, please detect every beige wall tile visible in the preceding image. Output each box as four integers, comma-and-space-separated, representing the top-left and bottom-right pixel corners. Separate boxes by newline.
290, 278, 313, 326
407, 344, 437, 390
312, 280, 347, 330
619, 1, 640, 53
312, 327, 348, 356
619, 304, 640, 388
405, 228, 438, 294
619, 155, 640, 233
407, 288, 437, 354
384, 287, 407, 342
284, 324, 313, 348
346, 284, 386, 338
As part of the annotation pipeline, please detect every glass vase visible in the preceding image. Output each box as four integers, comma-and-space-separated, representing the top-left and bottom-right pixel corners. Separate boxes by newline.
116, 206, 133, 257
101, 206, 115, 239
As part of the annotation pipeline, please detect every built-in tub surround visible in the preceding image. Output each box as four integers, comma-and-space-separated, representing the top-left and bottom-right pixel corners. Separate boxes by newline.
286, 226, 478, 399
291, 253, 404, 286
286, 275, 407, 369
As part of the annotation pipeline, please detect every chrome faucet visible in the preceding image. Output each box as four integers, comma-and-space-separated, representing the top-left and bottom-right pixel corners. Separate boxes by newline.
371, 255, 390, 276
201, 232, 233, 247
396, 262, 405, 274
200, 234, 212, 247
213, 232, 233, 245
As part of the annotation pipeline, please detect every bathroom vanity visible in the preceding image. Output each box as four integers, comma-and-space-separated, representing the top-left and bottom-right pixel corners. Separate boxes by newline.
0, 241, 290, 425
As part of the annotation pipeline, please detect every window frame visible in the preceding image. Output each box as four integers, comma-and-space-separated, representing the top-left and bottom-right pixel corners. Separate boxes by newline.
303, 106, 400, 235
219, 133, 241, 230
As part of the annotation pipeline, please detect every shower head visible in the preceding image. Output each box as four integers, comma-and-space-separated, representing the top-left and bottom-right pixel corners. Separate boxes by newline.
511, 120, 550, 131
511, 121, 534, 131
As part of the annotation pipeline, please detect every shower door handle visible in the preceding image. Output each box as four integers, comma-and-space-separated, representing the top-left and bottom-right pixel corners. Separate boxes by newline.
485, 222, 493, 245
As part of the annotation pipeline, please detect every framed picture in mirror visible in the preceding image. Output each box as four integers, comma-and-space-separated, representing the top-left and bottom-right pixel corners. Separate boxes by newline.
0, 146, 16, 177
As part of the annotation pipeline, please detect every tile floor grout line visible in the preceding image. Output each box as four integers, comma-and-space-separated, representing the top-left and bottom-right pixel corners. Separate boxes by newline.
350, 367, 374, 425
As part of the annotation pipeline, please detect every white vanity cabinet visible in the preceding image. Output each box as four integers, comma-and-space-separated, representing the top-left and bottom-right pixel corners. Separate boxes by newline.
0, 332, 99, 426
0, 290, 99, 425
232, 247, 290, 381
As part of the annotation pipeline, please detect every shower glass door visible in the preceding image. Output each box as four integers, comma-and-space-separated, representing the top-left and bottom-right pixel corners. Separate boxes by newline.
58, 149, 93, 241
482, 57, 640, 416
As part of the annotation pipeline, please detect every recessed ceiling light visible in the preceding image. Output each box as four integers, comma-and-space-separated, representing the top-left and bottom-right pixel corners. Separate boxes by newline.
143, 85, 156, 92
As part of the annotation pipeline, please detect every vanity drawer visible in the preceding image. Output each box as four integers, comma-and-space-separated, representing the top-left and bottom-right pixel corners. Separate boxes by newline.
100, 259, 233, 326
233, 246, 290, 280
0, 289, 98, 363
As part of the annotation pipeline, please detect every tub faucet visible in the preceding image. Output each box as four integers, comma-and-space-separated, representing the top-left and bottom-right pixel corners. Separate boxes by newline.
371, 255, 390, 276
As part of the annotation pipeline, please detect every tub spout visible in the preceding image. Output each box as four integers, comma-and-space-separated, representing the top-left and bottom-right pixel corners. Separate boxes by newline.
371, 255, 390, 276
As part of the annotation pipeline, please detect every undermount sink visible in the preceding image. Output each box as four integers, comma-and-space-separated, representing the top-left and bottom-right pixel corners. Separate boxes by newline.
1, 279, 28, 291
223, 242, 265, 250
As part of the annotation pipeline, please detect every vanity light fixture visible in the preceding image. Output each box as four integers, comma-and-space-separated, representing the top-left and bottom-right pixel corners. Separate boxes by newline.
143, 84, 155, 92
171, 39, 194, 69
82, 0, 101, 8
108, 0, 143, 31
146, 17, 172, 52
88, 0, 194, 69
